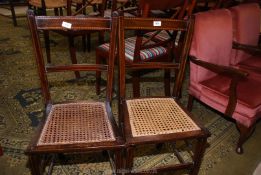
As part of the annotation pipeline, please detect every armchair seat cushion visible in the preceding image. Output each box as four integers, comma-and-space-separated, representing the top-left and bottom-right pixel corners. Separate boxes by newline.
199, 75, 261, 126
99, 37, 167, 61
238, 55, 261, 71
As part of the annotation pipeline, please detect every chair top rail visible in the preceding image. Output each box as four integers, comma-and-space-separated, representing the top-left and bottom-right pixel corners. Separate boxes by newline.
121, 16, 190, 31
35, 16, 112, 31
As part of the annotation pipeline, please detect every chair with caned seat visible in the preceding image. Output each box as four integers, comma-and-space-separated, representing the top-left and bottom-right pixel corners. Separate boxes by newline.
25, 10, 124, 175
117, 15, 210, 174
96, 0, 196, 98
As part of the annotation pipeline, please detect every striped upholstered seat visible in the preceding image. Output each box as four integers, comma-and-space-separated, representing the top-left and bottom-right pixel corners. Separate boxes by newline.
99, 37, 167, 61
145, 30, 170, 42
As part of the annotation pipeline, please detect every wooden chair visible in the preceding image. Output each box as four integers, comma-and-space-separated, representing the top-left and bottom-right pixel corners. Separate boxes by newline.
187, 9, 261, 154
96, 0, 195, 97
25, 10, 124, 174
0, 145, 3, 156
118, 15, 210, 174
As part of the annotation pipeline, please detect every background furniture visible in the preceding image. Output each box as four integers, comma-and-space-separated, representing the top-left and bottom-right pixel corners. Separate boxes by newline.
26, 10, 123, 174
0, 0, 28, 26
96, 0, 196, 97
188, 8, 261, 154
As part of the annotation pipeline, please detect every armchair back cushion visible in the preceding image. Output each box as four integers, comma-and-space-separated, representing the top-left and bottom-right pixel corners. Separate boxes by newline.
189, 9, 233, 94
230, 3, 261, 65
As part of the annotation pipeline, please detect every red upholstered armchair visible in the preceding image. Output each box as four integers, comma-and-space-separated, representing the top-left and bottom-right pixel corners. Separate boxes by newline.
230, 3, 261, 76
187, 9, 261, 154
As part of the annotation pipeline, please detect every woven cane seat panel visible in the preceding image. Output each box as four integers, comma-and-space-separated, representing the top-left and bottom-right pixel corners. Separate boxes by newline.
126, 98, 200, 137
29, 0, 67, 8
37, 102, 115, 146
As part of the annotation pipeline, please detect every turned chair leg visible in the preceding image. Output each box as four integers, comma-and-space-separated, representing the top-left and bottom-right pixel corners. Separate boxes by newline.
236, 122, 255, 154
187, 94, 194, 112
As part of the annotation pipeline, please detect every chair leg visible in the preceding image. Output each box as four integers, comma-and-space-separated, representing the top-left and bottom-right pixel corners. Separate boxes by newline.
87, 33, 91, 52
96, 53, 102, 95
125, 147, 134, 175
190, 137, 208, 175
115, 150, 123, 175
68, 36, 80, 79
9, 1, 17, 26
164, 69, 171, 96
0, 144, 3, 156
187, 94, 194, 112
43, 31, 51, 64
28, 154, 42, 175
132, 72, 140, 98
236, 122, 255, 154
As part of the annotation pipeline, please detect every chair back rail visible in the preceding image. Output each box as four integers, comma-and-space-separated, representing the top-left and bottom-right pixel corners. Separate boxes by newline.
27, 10, 118, 105
118, 16, 194, 107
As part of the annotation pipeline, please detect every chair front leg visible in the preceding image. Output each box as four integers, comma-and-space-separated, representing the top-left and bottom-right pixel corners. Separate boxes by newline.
29, 154, 43, 175
236, 122, 255, 154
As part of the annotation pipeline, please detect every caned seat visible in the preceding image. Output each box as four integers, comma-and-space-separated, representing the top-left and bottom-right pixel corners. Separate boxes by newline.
118, 15, 210, 175
25, 10, 123, 175
126, 98, 200, 137
38, 102, 115, 146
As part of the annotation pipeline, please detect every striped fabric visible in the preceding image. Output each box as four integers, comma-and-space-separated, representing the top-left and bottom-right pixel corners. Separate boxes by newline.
145, 30, 170, 42
98, 37, 167, 61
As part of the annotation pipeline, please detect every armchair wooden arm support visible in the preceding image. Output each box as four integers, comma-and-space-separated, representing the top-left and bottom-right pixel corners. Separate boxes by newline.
190, 56, 248, 116
233, 41, 261, 56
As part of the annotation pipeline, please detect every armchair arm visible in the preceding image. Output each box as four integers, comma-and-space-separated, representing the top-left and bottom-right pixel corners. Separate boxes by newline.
233, 41, 261, 56
190, 56, 248, 116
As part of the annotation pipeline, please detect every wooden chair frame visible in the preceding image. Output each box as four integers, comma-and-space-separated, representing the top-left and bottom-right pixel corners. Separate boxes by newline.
118, 15, 210, 175
26, 10, 124, 174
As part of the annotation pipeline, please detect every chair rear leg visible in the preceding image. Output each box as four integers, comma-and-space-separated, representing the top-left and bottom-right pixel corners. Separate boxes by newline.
187, 94, 194, 112
164, 69, 171, 96
43, 31, 51, 64
132, 71, 140, 98
236, 122, 255, 154
68, 36, 80, 78
96, 53, 102, 95
0, 144, 3, 156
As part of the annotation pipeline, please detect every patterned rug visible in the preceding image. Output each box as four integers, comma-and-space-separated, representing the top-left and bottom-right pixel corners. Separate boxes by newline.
0, 16, 260, 175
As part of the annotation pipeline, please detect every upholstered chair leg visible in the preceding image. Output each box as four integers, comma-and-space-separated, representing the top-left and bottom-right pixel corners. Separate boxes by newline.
68, 36, 81, 79
236, 122, 255, 154
164, 70, 171, 96
187, 94, 194, 112
190, 137, 208, 175
132, 72, 140, 98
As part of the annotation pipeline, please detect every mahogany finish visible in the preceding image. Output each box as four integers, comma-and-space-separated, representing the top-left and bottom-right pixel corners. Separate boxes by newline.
118, 15, 210, 175
26, 10, 124, 174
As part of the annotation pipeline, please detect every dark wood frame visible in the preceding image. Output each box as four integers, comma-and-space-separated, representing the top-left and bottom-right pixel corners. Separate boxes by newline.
118, 15, 210, 174
187, 55, 257, 154
26, 10, 124, 174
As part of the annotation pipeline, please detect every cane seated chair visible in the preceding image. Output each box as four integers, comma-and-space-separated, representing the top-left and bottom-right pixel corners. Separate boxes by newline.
187, 9, 261, 154
25, 10, 123, 174
118, 15, 210, 174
